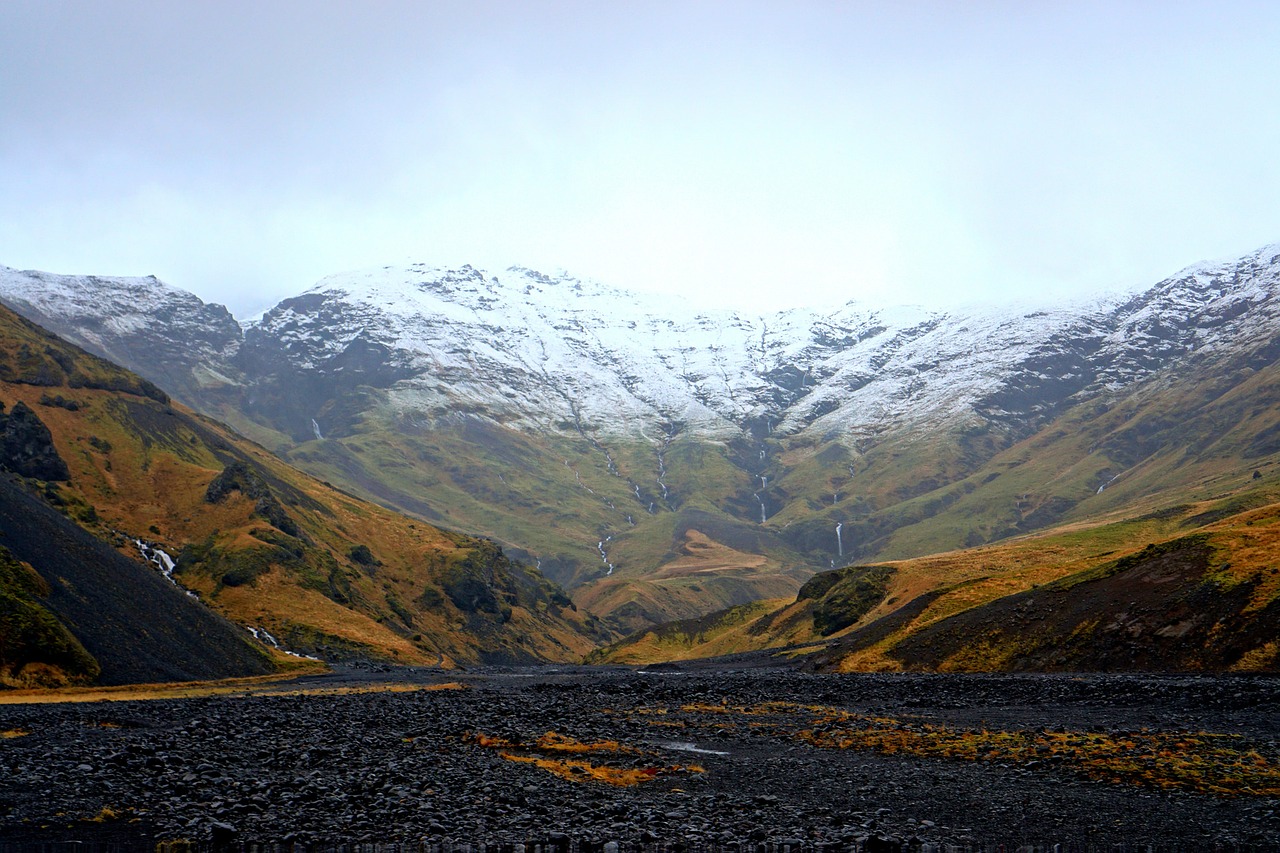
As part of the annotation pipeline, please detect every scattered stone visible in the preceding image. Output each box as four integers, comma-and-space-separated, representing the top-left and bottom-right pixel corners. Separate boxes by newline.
0, 667, 1275, 849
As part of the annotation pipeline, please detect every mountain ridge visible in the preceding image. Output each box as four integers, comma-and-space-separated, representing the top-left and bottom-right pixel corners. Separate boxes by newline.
3, 243, 1279, 634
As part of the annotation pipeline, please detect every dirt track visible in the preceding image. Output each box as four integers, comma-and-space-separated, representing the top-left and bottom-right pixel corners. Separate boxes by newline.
1, 665, 1278, 851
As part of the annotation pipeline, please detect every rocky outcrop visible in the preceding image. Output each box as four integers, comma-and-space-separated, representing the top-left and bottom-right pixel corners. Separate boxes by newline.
204, 461, 300, 537
0, 401, 68, 481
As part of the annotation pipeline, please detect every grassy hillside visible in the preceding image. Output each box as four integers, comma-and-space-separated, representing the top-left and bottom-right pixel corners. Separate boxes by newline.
276, 410, 818, 634
593, 485, 1280, 672
194, 318, 1280, 641
0, 304, 605, 679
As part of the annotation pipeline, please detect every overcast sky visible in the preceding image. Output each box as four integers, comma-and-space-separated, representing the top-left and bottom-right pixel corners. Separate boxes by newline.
2, 1, 1279, 319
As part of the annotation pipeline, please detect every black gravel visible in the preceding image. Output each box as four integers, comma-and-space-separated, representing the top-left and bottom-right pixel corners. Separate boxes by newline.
1, 666, 1278, 852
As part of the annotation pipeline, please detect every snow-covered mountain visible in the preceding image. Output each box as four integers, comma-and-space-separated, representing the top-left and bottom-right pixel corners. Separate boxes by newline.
0, 266, 243, 402
3, 244, 1279, 630
225, 243, 1279, 447
5, 245, 1277, 450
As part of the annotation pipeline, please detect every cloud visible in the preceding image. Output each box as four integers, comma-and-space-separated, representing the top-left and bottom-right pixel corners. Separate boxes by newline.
2, 1, 1279, 317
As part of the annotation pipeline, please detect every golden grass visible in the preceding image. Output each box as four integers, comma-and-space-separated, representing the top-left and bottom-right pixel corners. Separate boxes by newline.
531, 731, 640, 755
498, 753, 703, 786
799, 714, 1280, 797
466, 730, 704, 787
214, 570, 440, 666
654, 530, 769, 577
0, 671, 470, 705
628, 700, 1280, 797
828, 499, 1280, 671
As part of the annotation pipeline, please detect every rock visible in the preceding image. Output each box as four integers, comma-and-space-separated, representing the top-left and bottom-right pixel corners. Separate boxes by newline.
208, 820, 237, 848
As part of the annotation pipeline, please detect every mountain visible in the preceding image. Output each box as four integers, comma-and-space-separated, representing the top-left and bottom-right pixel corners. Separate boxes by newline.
3, 243, 1279, 637
0, 267, 244, 404
590, 487, 1280, 672
0, 300, 602, 687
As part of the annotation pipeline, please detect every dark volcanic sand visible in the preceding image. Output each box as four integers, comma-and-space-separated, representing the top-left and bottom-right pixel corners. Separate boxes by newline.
1, 666, 1278, 851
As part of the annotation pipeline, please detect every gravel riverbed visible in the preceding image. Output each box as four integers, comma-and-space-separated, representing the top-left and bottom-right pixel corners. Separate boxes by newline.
2, 666, 1277, 851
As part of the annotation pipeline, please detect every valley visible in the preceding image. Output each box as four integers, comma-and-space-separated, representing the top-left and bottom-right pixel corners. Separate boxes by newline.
1, 665, 1277, 850
0, 244, 1279, 681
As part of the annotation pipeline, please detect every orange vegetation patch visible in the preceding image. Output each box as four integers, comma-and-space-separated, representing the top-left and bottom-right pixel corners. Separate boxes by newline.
499, 753, 672, 786
626, 701, 1280, 797
466, 731, 703, 787
530, 731, 639, 755
1, 728, 30, 738
798, 710, 1280, 797
0, 671, 473, 705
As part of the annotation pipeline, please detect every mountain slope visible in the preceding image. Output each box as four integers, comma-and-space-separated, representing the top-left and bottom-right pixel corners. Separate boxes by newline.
0, 302, 604, 683
3, 244, 1279, 635
591, 487, 1280, 672
0, 471, 275, 686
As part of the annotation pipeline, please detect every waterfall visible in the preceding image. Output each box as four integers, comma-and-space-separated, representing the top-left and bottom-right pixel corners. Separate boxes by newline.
311, 419, 324, 440
656, 441, 670, 502
597, 536, 614, 575
836, 522, 844, 558
245, 625, 320, 661
594, 440, 619, 476
755, 493, 767, 524
136, 540, 178, 585
1096, 472, 1122, 494
246, 625, 280, 648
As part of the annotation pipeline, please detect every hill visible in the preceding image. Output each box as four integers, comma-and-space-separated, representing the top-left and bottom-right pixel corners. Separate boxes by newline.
590, 482, 1280, 672
3, 244, 1280, 640
0, 302, 603, 686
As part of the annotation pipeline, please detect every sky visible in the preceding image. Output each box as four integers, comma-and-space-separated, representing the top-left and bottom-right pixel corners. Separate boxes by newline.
2, 1, 1279, 319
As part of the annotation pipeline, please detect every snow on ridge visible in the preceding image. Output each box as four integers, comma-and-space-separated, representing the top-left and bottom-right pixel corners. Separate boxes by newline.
0, 265, 215, 316
8, 243, 1280, 445
269, 248, 1280, 443
259, 264, 1128, 442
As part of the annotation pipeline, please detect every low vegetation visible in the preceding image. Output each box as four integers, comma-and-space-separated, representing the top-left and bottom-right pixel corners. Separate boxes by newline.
611, 699, 1280, 797
465, 730, 705, 787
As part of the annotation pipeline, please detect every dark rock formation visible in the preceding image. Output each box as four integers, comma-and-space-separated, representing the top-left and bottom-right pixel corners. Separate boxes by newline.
0, 401, 69, 481
0, 472, 274, 685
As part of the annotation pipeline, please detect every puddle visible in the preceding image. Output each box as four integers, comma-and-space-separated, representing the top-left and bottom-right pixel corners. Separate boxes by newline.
659, 741, 730, 756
